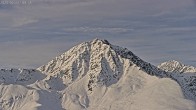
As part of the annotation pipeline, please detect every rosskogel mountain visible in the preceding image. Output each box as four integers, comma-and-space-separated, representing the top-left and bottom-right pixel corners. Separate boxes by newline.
0, 39, 195, 110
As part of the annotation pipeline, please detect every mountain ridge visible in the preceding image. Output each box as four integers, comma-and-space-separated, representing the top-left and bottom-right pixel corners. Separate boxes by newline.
0, 38, 195, 110
158, 60, 196, 73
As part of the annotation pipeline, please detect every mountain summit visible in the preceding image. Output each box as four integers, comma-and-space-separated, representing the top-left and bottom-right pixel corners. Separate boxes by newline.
37, 39, 166, 91
0, 39, 196, 110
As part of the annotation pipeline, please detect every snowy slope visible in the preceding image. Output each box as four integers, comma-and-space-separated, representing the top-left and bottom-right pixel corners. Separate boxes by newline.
0, 39, 196, 110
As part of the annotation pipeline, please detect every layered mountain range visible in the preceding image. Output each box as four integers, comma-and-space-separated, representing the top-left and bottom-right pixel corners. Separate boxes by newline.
0, 39, 195, 110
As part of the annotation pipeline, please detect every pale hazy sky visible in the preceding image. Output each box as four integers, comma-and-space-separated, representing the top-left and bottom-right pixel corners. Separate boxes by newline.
0, 0, 196, 68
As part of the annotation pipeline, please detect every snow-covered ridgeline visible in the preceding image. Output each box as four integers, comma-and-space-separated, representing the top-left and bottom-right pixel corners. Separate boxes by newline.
158, 60, 196, 73
0, 39, 195, 110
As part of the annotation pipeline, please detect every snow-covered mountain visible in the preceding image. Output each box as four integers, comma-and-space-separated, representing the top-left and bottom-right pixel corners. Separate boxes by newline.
0, 39, 196, 110
37, 39, 166, 91
158, 60, 196, 101
158, 60, 196, 73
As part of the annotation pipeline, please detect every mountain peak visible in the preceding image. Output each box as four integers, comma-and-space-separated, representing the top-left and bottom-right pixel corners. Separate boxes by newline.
91, 38, 110, 45
91, 38, 102, 43
37, 39, 166, 91
167, 60, 182, 64
158, 60, 196, 73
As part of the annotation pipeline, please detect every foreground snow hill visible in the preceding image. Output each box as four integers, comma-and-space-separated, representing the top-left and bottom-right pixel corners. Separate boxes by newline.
0, 39, 196, 110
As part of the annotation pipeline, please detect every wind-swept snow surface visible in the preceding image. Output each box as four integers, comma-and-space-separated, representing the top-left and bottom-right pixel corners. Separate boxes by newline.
0, 39, 196, 110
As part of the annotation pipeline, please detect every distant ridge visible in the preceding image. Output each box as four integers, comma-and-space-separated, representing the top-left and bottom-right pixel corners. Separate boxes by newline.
158, 60, 196, 73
